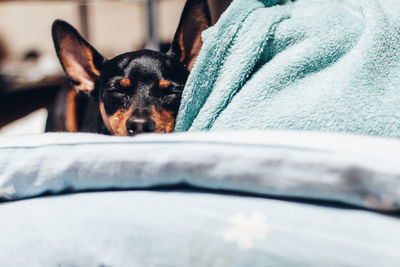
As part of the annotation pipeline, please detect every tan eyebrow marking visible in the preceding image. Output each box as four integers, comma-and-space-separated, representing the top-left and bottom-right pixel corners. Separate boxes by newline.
159, 79, 171, 89
120, 78, 131, 87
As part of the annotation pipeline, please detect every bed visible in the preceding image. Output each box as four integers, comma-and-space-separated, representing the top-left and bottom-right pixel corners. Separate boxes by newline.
0, 130, 399, 266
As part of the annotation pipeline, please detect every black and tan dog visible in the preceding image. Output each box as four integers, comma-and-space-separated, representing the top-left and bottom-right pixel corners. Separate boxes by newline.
47, 0, 211, 136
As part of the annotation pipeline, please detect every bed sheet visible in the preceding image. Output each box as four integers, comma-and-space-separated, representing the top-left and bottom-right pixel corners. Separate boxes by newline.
0, 190, 399, 267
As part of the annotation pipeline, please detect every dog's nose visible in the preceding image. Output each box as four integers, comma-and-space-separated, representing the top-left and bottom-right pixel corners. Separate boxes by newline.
126, 118, 155, 135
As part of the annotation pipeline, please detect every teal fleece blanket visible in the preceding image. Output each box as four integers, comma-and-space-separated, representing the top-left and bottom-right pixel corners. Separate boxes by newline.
175, 0, 400, 138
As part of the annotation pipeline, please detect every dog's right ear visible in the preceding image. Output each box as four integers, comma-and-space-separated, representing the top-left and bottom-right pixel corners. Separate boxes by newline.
52, 20, 107, 96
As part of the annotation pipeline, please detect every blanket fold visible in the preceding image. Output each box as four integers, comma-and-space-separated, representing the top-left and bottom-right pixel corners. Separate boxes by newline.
1, 131, 400, 211
175, 0, 400, 138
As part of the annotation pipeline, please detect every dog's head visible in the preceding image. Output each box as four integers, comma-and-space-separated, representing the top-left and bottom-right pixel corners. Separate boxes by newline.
52, 0, 210, 135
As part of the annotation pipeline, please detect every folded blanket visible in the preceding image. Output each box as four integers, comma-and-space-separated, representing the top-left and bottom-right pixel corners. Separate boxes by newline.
175, 0, 400, 138
1, 131, 400, 211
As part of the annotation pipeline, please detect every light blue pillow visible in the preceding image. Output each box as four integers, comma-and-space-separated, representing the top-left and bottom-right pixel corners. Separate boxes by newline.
0, 131, 399, 211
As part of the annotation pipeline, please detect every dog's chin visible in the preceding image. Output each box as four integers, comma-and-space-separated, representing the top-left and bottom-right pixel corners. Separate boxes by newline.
108, 126, 173, 136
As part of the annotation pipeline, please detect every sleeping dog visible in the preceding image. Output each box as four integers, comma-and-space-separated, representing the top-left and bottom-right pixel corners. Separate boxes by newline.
47, 0, 211, 135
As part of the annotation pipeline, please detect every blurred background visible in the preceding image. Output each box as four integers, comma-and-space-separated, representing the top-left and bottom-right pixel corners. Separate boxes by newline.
0, 0, 231, 135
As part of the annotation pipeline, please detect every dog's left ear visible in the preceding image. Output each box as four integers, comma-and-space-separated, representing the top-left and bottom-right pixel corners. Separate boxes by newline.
169, 0, 211, 71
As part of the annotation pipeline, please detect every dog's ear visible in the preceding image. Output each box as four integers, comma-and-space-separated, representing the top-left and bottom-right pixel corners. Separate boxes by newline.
52, 20, 107, 96
169, 0, 211, 71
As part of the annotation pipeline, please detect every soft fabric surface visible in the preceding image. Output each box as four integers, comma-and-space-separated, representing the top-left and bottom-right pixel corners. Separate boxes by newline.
175, 0, 400, 139
1, 131, 400, 211
0, 191, 399, 267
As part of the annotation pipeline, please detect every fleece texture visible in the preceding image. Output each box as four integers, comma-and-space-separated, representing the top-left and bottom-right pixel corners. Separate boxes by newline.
175, 0, 400, 138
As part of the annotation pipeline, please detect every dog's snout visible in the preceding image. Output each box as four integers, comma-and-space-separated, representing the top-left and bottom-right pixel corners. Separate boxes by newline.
126, 117, 155, 135
132, 108, 150, 117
